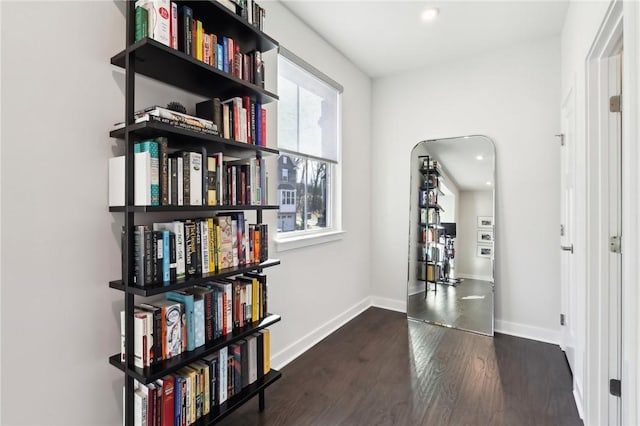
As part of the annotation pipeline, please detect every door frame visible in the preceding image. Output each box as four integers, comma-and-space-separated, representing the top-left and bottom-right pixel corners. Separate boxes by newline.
585, 1, 639, 424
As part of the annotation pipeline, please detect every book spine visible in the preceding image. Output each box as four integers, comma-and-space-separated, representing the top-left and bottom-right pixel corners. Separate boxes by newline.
169, 232, 177, 282
174, 221, 186, 279
190, 152, 203, 206
207, 218, 216, 273
158, 137, 169, 206
182, 152, 190, 206
170, 2, 178, 49
170, 156, 178, 206
179, 6, 193, 56
136, 141, 160, 205
200, 220, 210, 275
194, 219, 202, 275
152, 230, 161, 284
177, 156, 184, 206
260, 108, 266, 147
207, 156, 217, 206
144, 229, 153, 285
162, 230, 170, 284
184, 221, 197, 276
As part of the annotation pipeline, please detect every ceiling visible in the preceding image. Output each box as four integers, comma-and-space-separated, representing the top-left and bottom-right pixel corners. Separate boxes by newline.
280, 0, 569, 78
423, 135, 495, 191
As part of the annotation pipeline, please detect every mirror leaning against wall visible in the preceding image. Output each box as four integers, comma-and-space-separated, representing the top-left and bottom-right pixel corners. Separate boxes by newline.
407, 135, 496, 336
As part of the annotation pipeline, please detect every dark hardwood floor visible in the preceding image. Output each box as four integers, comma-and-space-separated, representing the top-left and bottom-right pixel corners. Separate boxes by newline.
218, 307, 582, 426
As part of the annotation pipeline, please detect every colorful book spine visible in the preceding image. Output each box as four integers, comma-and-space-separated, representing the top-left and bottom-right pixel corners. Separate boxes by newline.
167, 291, 195, 351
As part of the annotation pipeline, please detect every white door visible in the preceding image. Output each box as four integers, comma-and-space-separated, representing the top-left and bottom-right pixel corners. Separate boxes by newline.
560, 89, 576, 374
606, 52, 622, 426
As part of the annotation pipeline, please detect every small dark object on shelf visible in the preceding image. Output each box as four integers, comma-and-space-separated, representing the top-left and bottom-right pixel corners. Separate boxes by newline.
166, 101, 187, 114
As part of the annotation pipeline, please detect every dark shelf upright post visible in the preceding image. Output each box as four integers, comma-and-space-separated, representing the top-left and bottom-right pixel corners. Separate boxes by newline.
123, 1, 136, 425
255, 149, 266, 411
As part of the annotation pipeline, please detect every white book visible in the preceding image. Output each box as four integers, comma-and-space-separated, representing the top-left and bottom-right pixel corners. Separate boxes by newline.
200, 220, 210, 274
193, 297, 205, 347
177, 156, 184, 206
135, 0, 171, 47
167, 159, 172, 205
120, 311, 126, 362
134, 389, 146, 426
109, 156, 125, 207
211, 281, 233, 335
231, 219, 239, 267
248, 335, 257, 384
135, 151, 151, 206
218, 347, 228, 403
187, 152, 203, 206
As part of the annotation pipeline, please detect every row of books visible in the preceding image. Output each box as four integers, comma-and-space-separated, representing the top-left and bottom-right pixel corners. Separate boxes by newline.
196, 97, 267, 147
419, 189, 438, 207
129, 329, 270, 426
109, 139, 268, 208
417, 244, 442, 263
420, 208, 440, 226
217, 0, 266, 31
134, 1, 265, 88
122, 274, 268, 367
130, 215, 268, 286
420, 227, 439, 244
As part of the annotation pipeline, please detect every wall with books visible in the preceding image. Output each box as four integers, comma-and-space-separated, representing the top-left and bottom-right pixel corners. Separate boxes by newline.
371, 36, 561, 339
456, 190, 493, 281
260, 1, 373, 367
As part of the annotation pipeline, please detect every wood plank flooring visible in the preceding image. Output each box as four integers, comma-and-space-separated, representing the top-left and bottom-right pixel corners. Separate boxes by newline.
218, 307, 582, 426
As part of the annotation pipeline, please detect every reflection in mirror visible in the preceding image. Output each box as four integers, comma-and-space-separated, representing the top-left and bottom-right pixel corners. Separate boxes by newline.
407, 135, 495, 336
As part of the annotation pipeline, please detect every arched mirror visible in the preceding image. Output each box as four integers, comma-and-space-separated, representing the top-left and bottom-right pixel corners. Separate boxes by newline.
407, 135, 496, 336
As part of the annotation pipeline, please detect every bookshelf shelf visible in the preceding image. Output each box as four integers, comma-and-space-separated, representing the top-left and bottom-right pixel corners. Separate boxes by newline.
108, 204, 280, 213
109, 259, 281, 296
111, 2, 282, 424
110, 120, 280, 156
110, 314, 281, 383
111, 38, 278, 101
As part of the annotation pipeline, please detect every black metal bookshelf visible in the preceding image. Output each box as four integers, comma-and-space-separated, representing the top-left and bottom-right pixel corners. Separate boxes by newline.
111, 2, 282, 424
110, 259, 281, 296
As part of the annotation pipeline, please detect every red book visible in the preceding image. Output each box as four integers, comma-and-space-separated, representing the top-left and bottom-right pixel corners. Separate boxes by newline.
161, 376, 175, 426
242, 96, 252, 144
260, 108, 266, 147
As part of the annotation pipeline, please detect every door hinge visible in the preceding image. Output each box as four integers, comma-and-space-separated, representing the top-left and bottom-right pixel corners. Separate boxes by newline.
610, 235, 622, 254
560, 314, 566, 326
555, 133, 565, 146
610, 95, 622, 113
560, 224, 565, 237
610, 379, 621, 397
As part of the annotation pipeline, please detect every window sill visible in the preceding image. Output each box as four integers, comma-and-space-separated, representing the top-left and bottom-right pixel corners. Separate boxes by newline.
274, 230, 346, 252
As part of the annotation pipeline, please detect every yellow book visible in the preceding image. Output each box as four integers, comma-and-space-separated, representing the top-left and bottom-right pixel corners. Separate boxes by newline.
251, 277, 259, 322
216, 224, 222, 271
196, 20, 203, 61
262, 329, 270, 374
207, 218, 216, 272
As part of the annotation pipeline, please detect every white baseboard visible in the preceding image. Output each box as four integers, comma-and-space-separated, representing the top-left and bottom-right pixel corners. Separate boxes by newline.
573, 383, 584, 420
457, 273, 493, 282
408, 289, 422, 296
494, 319, 560, 345
371, 296, 406, 313
270, 297, 372, 370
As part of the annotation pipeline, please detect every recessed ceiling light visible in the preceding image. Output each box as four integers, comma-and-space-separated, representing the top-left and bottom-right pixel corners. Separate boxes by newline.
421, 7, 439, 22
476, 155, 484, 160
486, 181, 492, 186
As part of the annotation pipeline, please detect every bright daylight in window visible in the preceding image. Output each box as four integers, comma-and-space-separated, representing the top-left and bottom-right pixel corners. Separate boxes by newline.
276, 50, 342, 236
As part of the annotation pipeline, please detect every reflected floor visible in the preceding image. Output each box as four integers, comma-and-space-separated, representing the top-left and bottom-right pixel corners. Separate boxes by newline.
408, 278, 493, 335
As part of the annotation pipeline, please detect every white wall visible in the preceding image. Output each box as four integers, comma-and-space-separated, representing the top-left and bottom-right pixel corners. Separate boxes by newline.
457, 190, 493, 280
371, 36, 561, 341
0, 1, 372, 425
261, 0, 373, 366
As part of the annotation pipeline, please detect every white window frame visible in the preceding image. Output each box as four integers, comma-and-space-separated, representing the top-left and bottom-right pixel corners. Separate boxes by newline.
274, 47, 345, 251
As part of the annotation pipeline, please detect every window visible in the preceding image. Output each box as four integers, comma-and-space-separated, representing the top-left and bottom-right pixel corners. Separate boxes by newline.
276, 47, 343, 243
